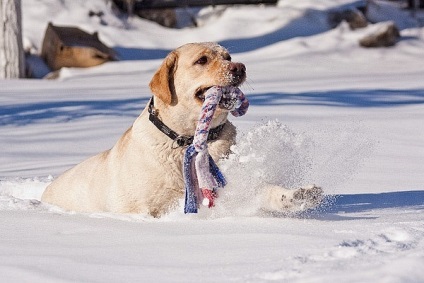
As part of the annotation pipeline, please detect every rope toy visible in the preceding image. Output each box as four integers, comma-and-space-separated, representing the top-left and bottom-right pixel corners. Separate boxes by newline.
183, 86, 249, 213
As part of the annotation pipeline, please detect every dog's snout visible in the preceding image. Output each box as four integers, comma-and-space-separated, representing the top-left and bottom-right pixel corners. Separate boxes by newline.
229, 62, 246, 76
229, 62, 246, 85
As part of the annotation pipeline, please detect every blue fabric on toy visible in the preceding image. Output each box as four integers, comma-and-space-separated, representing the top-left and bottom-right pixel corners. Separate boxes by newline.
183, 145, 227, 213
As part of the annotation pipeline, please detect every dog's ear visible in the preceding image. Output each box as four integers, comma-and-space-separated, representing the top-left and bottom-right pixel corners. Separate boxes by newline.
149, 51, 178, 105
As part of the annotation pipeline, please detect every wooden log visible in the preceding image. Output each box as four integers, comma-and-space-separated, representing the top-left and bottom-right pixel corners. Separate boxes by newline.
41, 23, 116, 71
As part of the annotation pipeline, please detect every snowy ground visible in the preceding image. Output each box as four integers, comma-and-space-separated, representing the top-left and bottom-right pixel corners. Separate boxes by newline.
1, 0, 424, 282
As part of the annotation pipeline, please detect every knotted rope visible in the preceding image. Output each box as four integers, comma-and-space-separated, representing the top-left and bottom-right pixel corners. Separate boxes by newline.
183, 86, 249, 213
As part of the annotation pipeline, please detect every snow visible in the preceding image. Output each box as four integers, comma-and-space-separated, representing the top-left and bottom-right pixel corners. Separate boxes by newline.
1, 0, 424, 282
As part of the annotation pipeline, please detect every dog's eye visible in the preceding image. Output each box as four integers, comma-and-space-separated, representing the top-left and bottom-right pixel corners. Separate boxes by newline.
225, 55, 232, 62
195, 56, 208, 65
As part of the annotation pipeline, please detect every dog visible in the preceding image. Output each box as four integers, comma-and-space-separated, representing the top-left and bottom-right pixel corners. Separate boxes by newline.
42, 42, 323, 217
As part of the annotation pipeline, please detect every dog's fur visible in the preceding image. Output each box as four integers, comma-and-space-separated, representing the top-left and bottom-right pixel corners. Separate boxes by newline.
42, 42, 322, 217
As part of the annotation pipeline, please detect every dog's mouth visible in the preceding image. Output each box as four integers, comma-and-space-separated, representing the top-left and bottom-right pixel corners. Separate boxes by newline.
195, 87, 210, 103
195, 86, 239, 110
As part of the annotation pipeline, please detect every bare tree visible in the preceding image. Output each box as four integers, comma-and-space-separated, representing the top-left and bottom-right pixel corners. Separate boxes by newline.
0, 0, 24, 79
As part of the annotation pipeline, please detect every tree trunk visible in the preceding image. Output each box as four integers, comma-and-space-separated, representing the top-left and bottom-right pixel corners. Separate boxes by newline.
0, 0, 24, 79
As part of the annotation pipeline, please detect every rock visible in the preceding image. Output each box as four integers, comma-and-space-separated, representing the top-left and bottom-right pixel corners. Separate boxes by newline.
359, 22, 400, 48
136, 9, 177, 28
328, 8, 368, 30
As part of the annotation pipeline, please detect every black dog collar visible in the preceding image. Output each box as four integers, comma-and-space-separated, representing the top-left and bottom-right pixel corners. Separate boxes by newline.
148, 97, 226, 147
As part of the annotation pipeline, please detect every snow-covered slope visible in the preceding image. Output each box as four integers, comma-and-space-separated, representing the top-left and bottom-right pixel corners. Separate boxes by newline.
1, 0, 424, 282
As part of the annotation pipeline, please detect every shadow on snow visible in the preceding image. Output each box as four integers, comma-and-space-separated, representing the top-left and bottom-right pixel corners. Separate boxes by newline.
219, 8, 330, 54
113, 9, 330, 59
2, 88, 424, 126
114, 47, 171, 61
327, 190, 424, 213
248, 89, 424, 108
112, 1, 418, 59
0, 97, 149, 126
308, 190, 424, 221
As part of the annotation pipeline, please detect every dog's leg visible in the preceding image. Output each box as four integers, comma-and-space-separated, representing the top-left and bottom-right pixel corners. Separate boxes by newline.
261, 184, 324, 213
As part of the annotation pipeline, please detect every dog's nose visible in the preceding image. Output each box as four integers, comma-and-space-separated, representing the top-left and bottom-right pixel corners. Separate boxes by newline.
229, 62, 246, 76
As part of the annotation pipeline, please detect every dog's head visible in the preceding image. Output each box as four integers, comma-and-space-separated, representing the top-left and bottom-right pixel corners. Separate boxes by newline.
149, 42, 246, 110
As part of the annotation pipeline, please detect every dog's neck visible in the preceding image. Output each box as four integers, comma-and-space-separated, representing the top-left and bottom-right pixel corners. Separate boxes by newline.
148, 96, 227, 147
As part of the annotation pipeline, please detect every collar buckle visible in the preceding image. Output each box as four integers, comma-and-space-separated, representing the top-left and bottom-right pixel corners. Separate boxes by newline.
173, 136, 193, 148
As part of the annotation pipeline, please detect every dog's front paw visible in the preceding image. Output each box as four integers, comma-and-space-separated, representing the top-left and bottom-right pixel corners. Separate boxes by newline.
292, 185, 324, 209
262, 185, 324, 213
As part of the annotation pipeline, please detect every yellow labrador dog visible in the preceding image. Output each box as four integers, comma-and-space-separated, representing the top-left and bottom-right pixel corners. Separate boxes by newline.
42, 42, 322, 217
